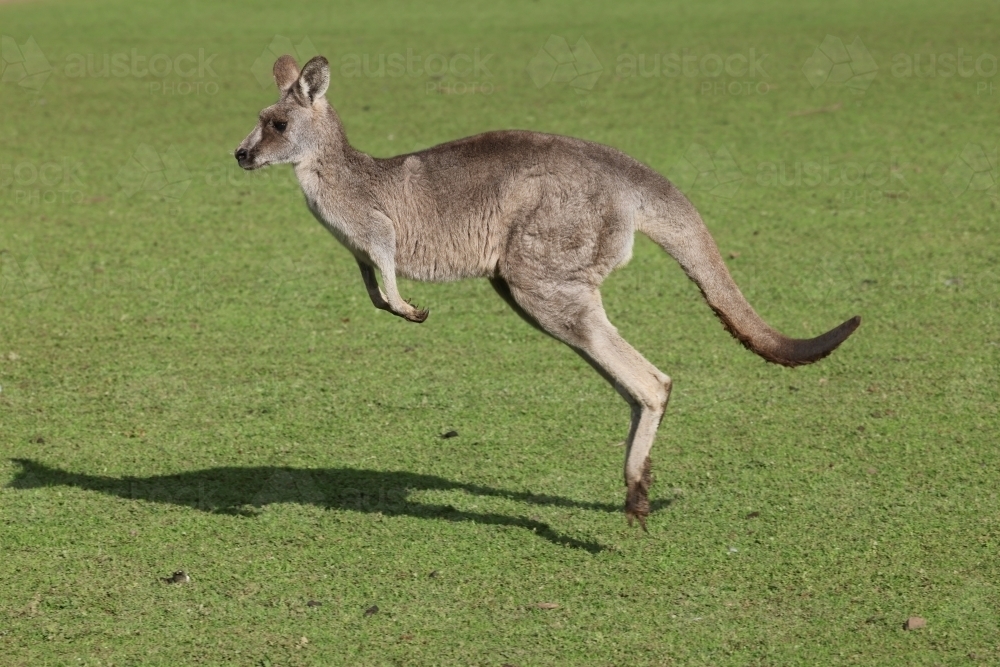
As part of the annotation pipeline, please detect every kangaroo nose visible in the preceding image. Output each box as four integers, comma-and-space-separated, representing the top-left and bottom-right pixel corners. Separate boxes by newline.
235, 148, 248, 162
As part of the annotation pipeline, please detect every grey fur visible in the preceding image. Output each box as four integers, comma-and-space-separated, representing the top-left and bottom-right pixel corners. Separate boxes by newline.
236, 55, 860, 527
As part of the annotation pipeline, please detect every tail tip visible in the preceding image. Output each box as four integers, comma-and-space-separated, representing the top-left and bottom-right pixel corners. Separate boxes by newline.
770, 314, 861, 367
841, 314, 862, 336
805, 314, 862, 364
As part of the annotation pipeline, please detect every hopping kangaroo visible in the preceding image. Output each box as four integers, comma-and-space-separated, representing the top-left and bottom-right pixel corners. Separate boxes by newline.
236, 55, 860, 529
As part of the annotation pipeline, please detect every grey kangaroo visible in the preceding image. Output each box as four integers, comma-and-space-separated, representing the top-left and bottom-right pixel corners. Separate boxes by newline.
235, 55, 860, 529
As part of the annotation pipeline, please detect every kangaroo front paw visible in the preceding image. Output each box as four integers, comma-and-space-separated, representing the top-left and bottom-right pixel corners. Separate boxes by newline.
402, 299, 429, 323
407, 308, 429, 323
624, 456, 653, 531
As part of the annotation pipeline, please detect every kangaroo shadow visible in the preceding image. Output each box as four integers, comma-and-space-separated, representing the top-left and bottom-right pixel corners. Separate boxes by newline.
8, 459, 673, 553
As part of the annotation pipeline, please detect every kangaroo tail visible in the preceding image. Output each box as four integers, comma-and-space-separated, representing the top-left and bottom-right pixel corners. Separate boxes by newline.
639, 187, 860, 367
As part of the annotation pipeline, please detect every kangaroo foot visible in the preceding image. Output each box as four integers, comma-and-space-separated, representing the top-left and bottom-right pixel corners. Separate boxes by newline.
624, 456, 652, 531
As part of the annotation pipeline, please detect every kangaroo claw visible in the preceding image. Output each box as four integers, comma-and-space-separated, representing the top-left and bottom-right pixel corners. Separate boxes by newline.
401, 298, 429, 323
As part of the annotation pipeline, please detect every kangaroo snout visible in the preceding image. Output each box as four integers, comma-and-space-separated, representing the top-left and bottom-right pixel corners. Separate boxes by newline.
234, 147, 253, 170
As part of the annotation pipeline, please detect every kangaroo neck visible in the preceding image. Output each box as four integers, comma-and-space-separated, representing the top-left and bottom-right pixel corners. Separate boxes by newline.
293, 109, 374, 187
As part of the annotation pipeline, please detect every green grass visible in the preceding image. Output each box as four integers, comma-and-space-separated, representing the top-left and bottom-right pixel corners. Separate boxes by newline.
1, 0, 998, 664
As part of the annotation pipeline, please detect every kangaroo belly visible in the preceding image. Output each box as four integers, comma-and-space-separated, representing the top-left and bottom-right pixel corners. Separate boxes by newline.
393, 218, 501, 282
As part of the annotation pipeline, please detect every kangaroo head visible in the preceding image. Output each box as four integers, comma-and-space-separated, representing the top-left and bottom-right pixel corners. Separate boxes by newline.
235, 55, 334, 170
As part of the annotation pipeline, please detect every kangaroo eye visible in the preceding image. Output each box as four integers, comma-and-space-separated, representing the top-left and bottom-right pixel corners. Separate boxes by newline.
273, 120, 287, 132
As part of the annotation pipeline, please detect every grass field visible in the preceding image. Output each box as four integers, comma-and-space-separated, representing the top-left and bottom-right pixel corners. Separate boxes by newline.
1, 0, 998, 664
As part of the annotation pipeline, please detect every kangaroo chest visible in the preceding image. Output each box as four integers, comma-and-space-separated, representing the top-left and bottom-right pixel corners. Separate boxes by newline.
295, 165, 358, 252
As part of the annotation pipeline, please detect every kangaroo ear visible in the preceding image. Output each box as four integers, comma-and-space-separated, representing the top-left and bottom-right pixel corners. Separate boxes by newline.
273, 55, 300, 93
295, 56, 330, 104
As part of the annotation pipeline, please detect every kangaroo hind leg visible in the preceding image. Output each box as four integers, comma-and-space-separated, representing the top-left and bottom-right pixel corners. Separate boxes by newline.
504, 281, 672, 529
